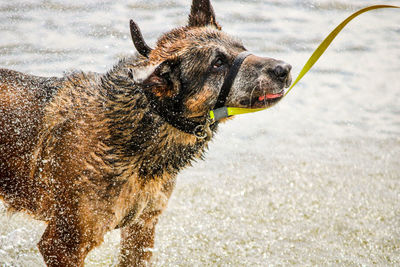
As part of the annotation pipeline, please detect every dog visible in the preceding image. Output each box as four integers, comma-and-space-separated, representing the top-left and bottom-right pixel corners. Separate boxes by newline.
0, 0, 291, 266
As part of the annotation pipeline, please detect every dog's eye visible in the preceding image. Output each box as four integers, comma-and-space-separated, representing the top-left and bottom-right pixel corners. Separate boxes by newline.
212, 57, 225, 70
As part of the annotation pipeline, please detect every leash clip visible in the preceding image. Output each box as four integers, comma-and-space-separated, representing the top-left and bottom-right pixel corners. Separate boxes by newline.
193, 119, 213, 140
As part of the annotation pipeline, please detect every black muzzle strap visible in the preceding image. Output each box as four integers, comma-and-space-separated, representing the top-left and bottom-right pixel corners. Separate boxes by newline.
213, 51, 252, 110
210, 51, 251, 122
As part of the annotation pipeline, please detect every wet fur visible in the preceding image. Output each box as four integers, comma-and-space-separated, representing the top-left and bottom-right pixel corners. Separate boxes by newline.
0, 58, 208, 266
0, 1, 291, 266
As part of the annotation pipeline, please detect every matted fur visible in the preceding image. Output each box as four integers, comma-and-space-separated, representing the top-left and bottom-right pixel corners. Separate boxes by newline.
0, 0, 291, 266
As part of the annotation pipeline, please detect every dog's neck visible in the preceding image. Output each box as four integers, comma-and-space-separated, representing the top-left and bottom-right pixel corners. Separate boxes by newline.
100, 62, 211, 182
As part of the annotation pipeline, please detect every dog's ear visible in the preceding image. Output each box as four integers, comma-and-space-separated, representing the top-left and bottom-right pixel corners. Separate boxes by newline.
130, 20, 153, 58
188, 0, 221, 30
132, 60, 181, 98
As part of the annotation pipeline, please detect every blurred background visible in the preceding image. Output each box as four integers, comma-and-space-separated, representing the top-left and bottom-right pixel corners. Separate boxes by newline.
0, 0, 399, 266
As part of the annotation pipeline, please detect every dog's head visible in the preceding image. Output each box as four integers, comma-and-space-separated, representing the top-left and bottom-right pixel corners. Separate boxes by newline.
129, 0, 291, 121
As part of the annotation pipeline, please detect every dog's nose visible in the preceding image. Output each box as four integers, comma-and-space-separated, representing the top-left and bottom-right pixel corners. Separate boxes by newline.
273, 62, 292, 82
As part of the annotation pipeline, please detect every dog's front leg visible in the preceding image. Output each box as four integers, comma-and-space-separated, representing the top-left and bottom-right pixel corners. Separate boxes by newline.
37, 194, 111, 267
119, 215, 158, 267
38, 219, 84, 266
119, 178, 176, 266
38, 213, 96, 267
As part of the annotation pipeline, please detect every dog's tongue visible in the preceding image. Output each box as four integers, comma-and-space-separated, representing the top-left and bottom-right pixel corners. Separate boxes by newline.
258, 92, 284, 101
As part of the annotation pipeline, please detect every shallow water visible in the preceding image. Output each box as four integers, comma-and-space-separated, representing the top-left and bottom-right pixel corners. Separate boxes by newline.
1, 0, 399, 266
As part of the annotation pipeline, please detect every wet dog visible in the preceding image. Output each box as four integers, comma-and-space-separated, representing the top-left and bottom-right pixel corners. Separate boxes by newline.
0, 0, 291, 266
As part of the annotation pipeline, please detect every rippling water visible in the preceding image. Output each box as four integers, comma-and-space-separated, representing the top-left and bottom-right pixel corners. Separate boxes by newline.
1, 0, 399, 266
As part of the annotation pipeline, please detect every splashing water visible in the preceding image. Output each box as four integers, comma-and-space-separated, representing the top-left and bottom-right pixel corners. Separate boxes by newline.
1, 0, 400, 266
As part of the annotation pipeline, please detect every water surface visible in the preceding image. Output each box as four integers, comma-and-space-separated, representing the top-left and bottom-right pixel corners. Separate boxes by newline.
1, 0, 399, 266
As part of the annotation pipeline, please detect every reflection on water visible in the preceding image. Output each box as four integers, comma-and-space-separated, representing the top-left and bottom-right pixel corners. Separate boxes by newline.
1, 0, 399, 266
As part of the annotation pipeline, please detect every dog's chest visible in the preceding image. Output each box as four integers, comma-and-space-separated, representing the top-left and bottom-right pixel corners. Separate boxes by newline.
114, 176, 175, 228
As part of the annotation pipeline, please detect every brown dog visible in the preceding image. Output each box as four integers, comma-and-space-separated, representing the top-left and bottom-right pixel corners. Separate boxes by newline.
0, 0, 291, 266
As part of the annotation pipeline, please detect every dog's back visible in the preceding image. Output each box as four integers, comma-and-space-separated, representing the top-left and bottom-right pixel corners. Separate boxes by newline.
0, 69, 61, 212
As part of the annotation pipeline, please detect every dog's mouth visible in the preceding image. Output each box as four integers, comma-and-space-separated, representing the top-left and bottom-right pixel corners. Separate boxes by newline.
249, 90, 285, 108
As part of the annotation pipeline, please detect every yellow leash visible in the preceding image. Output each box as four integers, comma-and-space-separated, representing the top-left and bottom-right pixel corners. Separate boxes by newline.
210, 5, 399, 120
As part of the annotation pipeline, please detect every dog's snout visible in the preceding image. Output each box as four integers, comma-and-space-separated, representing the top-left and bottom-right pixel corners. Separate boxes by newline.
273, 62, 292, 81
